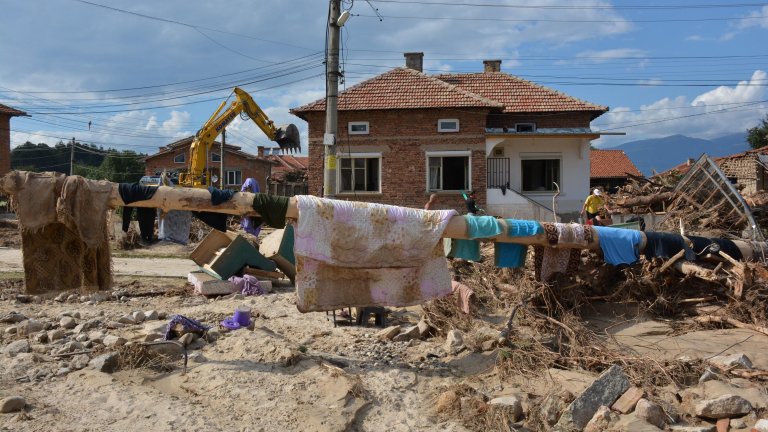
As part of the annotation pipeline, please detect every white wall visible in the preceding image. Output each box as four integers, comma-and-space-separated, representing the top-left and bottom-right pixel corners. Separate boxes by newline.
486, 136, 590, 218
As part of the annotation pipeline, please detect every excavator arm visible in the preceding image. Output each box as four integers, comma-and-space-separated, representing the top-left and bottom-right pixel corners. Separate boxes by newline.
179, 87, 301, 188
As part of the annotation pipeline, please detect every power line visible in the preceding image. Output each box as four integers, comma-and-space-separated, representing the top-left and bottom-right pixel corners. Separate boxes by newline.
353, 12, 768, 23
368, 0, 768, 10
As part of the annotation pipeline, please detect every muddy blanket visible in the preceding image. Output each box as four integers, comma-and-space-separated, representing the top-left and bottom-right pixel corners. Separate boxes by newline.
6, 172, 113, 293
293, 195, 456, 312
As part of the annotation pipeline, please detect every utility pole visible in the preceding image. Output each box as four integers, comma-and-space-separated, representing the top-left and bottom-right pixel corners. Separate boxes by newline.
323, 0, 341, 198
70, 137, 75, 175
221, 129, 226, 187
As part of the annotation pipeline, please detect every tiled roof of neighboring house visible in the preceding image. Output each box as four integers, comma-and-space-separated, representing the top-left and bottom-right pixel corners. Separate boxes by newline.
291, 67, 504, 116
435, 73, 608, 117
145, 136, 274, 163
267, 153, 308, 182
590, 149, 642, 178
0, 104, 27, 116
656, 145, 768, 177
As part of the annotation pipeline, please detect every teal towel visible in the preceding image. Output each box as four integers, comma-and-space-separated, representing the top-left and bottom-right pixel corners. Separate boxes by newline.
465, 215, 504, 239
450, 239, 481, 261
493, 219, 542, 268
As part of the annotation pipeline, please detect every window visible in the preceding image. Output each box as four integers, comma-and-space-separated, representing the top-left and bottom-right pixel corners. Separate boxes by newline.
515, 123, 536, 132
339, 154, 380, 193
225, 170, 242, 186
348, 121, 369, 135
438, 119, 460, 132
427, 151, 470, 191
211, 152, 221, 162
173, 153, 186, 163
521, 157, 560, 192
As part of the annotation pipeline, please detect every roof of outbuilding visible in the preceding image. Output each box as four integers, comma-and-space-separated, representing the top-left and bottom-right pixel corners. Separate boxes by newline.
590, 149, 642, 178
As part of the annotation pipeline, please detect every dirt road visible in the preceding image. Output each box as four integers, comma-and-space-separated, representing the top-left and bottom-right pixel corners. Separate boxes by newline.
0, 248, 197, 278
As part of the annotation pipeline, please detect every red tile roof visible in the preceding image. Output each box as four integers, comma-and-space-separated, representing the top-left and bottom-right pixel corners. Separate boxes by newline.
291, 68, 607, 118
435, 72, 607, 116
268, 154, 308, 182
146, 136, 275, 164
0, 104, 27, 117
590, 149, 642, 178
291, 68, 504, 115
655, 144, 768, 177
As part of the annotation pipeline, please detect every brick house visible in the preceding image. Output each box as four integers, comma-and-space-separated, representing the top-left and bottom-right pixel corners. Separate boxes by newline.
0, 104, 28, 178
290, 53, 608, 219
257, 146, 309, 196
144, 136, 274, 190
659, 145, 768, 194
590, 149, 642, 193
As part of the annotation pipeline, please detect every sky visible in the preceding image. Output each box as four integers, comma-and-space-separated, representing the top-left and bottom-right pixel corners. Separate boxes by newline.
1, 0, 768, 161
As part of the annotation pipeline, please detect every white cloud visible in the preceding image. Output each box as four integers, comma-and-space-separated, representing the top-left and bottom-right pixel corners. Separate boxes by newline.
737, 5, 768, 30
575, 48, 646, 63
593, 70, 768, 147
685, 35, 705, 41
637, 79, 663, 86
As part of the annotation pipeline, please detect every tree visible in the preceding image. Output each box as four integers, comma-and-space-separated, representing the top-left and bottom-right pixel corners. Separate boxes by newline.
747, 114, 768, 149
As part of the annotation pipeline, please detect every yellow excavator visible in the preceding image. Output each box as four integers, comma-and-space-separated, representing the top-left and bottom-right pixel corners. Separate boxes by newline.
178, 87, 301, 188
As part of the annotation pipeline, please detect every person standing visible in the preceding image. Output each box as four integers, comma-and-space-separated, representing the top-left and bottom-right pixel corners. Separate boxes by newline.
424, 193, 438, 210
465, 191, 480, 215
581, 188, 610, 224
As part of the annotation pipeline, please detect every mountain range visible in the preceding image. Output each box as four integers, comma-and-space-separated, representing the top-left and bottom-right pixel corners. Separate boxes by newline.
607, 132, 750, 176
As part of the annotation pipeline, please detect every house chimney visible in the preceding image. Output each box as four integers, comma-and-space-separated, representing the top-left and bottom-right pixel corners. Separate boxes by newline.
483, 59, 502, 73
404, 52, 424, 72
257, 146, 265, 157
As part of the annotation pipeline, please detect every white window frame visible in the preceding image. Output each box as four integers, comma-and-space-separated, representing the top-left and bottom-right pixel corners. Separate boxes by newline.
438, 118, 460, 133
348, 121, 370, 135
225, 170, 242, 186
173, 153, 186, 164
425, 150, 472, 192
520, 153, 561, 193
515, 123, 536, 132
337, 152, 382, 194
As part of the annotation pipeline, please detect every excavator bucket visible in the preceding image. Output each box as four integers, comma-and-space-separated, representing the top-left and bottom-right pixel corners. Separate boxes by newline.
274, 124, 301, 153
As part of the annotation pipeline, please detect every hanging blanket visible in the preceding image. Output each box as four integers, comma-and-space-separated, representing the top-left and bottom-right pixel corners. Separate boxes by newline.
534, 222, 593, 282
294, 196, 457, 312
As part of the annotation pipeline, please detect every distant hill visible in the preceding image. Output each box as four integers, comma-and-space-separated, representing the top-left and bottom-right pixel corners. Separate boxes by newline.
608, 132, 749, 176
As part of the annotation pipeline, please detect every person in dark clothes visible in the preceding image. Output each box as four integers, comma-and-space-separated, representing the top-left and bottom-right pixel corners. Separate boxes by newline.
465, 191, 479, 215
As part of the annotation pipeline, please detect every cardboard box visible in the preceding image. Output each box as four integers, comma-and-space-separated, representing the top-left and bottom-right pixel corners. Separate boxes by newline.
190, 230, 276, 280
259, 225, 296, 282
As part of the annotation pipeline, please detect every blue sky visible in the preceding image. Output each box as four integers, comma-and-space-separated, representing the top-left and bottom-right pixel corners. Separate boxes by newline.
1, 0, 767, 157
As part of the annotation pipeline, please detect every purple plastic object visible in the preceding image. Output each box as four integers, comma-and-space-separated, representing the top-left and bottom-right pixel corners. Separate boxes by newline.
220, 317, 241, 330
233, 305, 251, 326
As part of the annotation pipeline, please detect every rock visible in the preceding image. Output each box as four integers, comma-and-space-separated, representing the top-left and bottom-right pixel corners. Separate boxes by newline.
611, 413, 663, 431
668, 426, 715, 432
131, 311, 146, 324
1, 396, 26, 413
103, 335, 127, 348
89, 352, 119, 373
709, 353, 753, 370
753, 419, 768, 432
694, 394, 753, 419
4, 339, 31, 356
481, 340, 496, 352
488, 395, 523, 421
459, 396, 487, 418
75, 334, 89, 342
189, 338, 207, 350
66, 294, 77, 302
540, 393, 567, 426
715, 418, 729, 432
636, 398, 667, 429
436, 390, 460, 413
33, 331, 49, 343
416, 320, 431, 338
730, 418, 746, 429
118, 315, 136, 325
178, 333, 198, 346
699, 369, 719, 384
584, 405, 619, 432
554, 364, 631, 431
143, 332, 163, 342
0, 312, 27, 323
87, 331, 105, 343
48, 328, 66, 342
56, 367, 71, 376
189, 352, 207, 363
106, 321, 126, 329
147, 342, 183, 358
144, 310, 159, 321
18, 319, 45, 335
70, 354, 90, 370
4, 326, 17, 335
612, 386, 646, 414
444, 330, 464, 355
54, 292, 68, 302
59, 316, 77, 329
393, 325, 421, 342
376, 325, 401, 341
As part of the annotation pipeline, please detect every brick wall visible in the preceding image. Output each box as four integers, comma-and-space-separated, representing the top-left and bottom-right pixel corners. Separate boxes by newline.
301, 108, 488, 212
0, 116, 10, 177
145, 147, 272, 190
